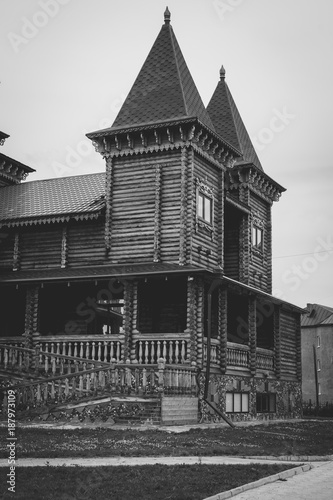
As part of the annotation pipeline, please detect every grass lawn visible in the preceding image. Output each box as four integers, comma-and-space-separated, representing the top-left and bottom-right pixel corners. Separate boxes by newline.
1, 419, 332, 458
0, 463, 298, 500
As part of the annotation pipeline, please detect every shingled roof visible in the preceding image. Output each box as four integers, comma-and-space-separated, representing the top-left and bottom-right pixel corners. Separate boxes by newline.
110, 8, 214, 131
207, 67, 263, 171
0, 172, 105, 226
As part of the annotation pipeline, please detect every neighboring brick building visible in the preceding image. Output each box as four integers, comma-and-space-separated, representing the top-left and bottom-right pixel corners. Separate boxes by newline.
301, 303, 333, 405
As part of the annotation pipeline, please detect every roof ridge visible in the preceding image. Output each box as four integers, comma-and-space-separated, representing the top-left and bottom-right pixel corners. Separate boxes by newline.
20, 171, 105, 186
169, 26, 188, 116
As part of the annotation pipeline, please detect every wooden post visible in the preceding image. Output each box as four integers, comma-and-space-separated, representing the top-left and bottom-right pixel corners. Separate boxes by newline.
248, 295, 257, 376
274, 305, 281, 379
219, 287, 227, 374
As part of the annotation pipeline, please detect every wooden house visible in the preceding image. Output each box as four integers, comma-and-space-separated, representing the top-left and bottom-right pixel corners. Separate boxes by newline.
0, 9, 304, 424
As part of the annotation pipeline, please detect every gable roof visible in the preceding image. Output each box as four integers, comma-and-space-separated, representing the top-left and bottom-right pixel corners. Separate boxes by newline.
207, 67, 263, 171
110, 9, 215, 131
301, 303, 333, 327
0, 172, 105, 227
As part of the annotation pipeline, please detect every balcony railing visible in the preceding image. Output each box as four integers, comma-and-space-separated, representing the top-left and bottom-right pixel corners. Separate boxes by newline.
1, 334, 275, 373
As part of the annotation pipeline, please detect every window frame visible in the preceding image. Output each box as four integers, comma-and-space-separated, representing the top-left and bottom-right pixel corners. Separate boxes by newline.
256, 393, 276, 413
195, 178, 214, 236
252, 225, 264, 252
226, 392, 249, 413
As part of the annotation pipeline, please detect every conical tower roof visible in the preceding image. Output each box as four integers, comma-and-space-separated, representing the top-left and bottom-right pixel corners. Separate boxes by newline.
207, 67, 263, 170
111, 8, 215, 131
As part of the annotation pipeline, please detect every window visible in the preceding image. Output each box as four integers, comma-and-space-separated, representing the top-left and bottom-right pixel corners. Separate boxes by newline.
252, 226, 263, 251
256, 393, 276, 413
226, 392, 249, 413
198, 192, 212, 224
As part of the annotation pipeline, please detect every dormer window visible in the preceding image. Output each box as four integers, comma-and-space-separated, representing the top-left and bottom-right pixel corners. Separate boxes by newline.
252, 225, 263, 251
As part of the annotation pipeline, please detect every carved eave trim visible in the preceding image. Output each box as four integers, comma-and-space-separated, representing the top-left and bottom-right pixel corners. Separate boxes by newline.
0, 154, 35, 183
0, 211, 104, 229
88, 118, 241, 167
225, 166, 285, 204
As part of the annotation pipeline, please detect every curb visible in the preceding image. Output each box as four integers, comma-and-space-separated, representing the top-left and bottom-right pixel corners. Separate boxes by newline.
240, 454, 333, 462
202, 463, 313, 500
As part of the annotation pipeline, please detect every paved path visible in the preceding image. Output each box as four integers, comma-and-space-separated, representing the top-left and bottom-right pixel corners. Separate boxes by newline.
221, 460, 333, 500
0, 456, 319, 467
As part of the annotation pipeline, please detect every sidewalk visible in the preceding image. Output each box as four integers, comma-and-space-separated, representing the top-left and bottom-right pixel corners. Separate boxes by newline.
214, 460, 333, 500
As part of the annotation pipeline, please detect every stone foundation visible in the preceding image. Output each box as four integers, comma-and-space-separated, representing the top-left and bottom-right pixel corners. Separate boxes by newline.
199, 373, 302, 422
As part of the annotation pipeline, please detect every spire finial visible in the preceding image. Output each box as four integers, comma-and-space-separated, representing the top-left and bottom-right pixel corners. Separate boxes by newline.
220, 65, 226, 80
164, 6, 171, 24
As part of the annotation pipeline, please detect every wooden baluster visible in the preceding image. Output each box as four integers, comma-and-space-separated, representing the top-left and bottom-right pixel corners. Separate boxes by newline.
97, 342, 102, 362
156, 341, 161, 361
135, 368, 140, 393
68, 342, 72, 357
138, 341, 143, 364
79, 375, 83, 396
162, 341, 167, 360
175, 341, 179, 364
58, 380, 63, 399
72, 377, 76, 397
51, 381, 55, 400
52, 357, 56, 376
60, 358, 64, 375
43, 383, 48, 402
36, 384, 41, 402
110, 342, 114, 361
142, 368, 147, 393
4, 348, 8, 370
151, 342, 155, 364
144, 341, 149, 364
93, 373, 98, 393
80, 342, 84, 359
86, 374, 91, 394
181, 341, 186, 363
74, 342, 78, 358
18, 350, 23, 371
103, 342, 107, 362
44, 344, 49, 374
64, 378, 69, 396
116, 342, 121, 362
86, 342, 91, 361
92, 342, 96, 360
110, 364, 116, 394
56, 342, 60, 364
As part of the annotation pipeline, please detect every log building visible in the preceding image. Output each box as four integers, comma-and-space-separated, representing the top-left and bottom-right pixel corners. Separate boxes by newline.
0, 9, 304, 423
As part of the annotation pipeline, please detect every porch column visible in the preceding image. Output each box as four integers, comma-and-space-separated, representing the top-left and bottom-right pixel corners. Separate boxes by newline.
123, 280, 133, 362
185, 276, 197, 364
248, 294, 256, 376
295, 313, 302, 382
24, 285, 39, 349
196, 278, 204, 368
274, 305, 281, 379
218, 287, 227, 374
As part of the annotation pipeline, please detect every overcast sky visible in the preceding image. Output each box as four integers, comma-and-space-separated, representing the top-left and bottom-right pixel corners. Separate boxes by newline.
1, 0, 332, 309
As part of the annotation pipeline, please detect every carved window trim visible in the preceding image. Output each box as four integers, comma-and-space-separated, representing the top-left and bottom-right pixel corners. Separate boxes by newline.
195, 178, 214, 237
